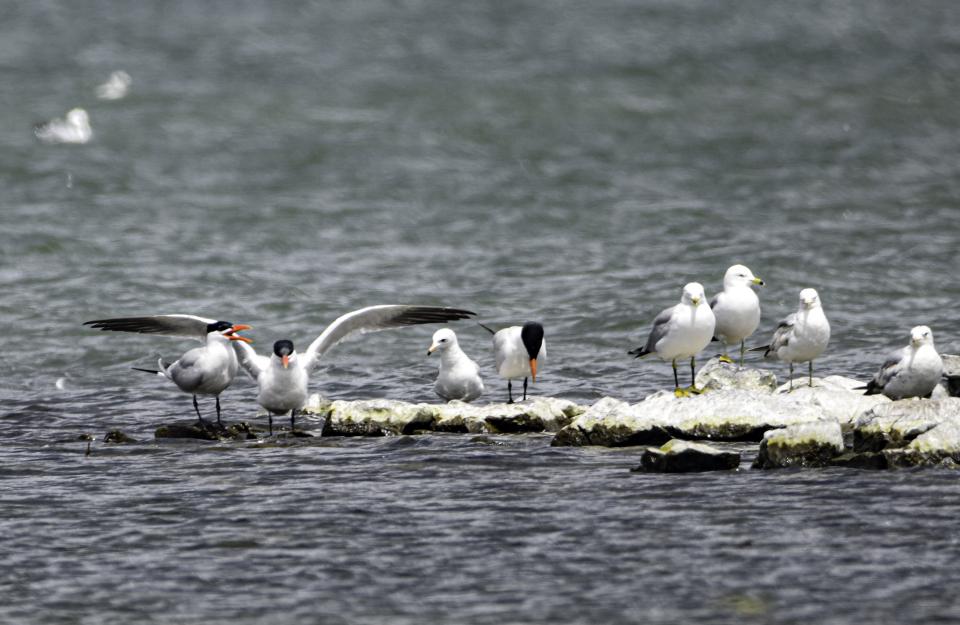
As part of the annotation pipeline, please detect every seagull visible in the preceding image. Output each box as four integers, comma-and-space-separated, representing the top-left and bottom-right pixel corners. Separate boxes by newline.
96, 70, 132, 100
629, 282, 716, 396
479, 321, 545, 403
427, 328, 484, 402
710, 264, 764, 366
753, 288, 830, 390
83, 315, 253, 424
859, 325, 943, 399
232, 305, 477, 434
34, 108, 92, 144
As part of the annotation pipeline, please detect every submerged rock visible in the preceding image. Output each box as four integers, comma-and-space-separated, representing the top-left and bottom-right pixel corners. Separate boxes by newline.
694, 359, 778, 393
633, 439, 741, 473
753, 421, 844, 469
829, 451, 888, 470
883, 419, 960, 468
155, 420, 257, 441
103, 430, 137, 444
852, 398, 960, 452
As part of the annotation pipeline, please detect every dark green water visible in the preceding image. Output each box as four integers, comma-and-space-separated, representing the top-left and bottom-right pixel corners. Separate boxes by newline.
2, 1, 959, 623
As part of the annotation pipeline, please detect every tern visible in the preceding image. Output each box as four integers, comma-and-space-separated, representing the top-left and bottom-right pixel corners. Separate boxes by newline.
479, 321, 545, 403
753, 288, 831, 391
232, 305, 477, 434
83, 315, 253, 424
859, 325, 943, 399
710, 264, 764, 366
629, 282, 716, 396
427, 328, 484, 402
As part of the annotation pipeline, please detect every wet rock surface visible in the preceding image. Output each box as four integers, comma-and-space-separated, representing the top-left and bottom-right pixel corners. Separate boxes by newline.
103, 430, 137, 444
155, 420, 258, 441
633, 439, 741, 473
852, 399, 960, 452
753, 421, 844, 469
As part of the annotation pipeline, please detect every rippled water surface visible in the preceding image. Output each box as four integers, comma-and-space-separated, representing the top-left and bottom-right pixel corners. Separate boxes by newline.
2, 1, 960, 623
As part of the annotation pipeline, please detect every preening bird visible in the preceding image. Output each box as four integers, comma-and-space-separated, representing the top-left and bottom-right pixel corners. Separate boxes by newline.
83, 315, 253, 423
753, 288, 830, 391
860, 325, 943, 399
427, 328, 484, 402
480, 321, 546, 403
710, 264, 764, 366
629, 282, 716, 396
233, 305, 477, 434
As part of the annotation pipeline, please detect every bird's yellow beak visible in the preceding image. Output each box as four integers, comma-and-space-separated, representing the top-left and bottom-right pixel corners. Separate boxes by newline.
529, 358, 538, 383
692, 296, 701, 306
753, 277, 765, 287
427, 343, 438, 355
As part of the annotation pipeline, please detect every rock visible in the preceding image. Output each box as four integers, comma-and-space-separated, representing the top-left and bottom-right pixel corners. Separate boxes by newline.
632, 439, 741, 473
695, 358, 778, 393
551, 397, 673, 447
942, 354, 960, 397
852, 398, 960, 452
773, 376, 890, 427
753, 421, 844, 469
884, 419, 960, 467
155, 420, 257, 441
103, 430, 137, 444
829, 451, 888, 470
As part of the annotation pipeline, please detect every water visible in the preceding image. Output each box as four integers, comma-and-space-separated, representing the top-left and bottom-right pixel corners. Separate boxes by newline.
2, 1, 960, 622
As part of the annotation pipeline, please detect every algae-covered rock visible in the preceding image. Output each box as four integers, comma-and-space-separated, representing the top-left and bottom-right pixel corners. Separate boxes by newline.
155, 420, 257, 441
829, 451, 888, 470
103, 430, 137, 444
883, 419, 960, 468
551, 397, 672, 447
852, 398, 960, 452
753, 421, 844, 469
694, 359, 777, 394
633, 439, 741, 473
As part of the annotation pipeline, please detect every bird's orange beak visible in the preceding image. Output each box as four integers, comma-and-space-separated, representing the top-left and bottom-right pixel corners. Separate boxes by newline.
282, 354, 289, 369
227, 324, 253, 343
529, 358, 538, 383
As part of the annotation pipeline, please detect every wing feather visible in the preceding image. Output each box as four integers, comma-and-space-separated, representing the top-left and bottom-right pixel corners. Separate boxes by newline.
233, 341, 269, 380
83, 314, 216, 341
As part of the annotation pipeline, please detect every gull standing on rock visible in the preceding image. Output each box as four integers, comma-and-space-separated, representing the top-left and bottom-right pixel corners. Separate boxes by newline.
83, 315, 253, 424
34, 108, 92, 144
480, 321, 545, 403
754, 288, 830, 390
859, 325, 943, 399
629, 282, 716, 396
710, 264, 764, 366
233, 305, 476, 434
427, 328, 484, 402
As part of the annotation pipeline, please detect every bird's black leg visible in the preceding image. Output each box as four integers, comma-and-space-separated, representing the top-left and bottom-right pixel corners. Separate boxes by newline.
788, 363, 794, 392
690, 357, 697, 388
739, 340, 746, 368
268, 414, 273, 436
523, 377, 528, 401
672, 360, 679, 390
216, 396, 222, 425
809, 361, 814, 387
507, 380, 513, 404
192, 395, 203, 423
291, 409, 297, 432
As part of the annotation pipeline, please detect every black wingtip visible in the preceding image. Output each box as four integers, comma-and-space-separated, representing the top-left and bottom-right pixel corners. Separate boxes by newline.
131, 367, 161, 375
747, 345, 769, 354
477, 323, 496, 335
628, 348, 649, 359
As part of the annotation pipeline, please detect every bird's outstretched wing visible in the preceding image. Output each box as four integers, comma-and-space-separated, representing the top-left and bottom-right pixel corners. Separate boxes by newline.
629, 305, 674, 358
233, 341, 269, 380
302, 305, 476, 370
83, 314, 217, 342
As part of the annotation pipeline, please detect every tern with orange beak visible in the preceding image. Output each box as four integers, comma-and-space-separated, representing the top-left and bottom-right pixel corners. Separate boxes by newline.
480, 321, 546, 403
233, 305, 477, 434
83, 315, 253, 424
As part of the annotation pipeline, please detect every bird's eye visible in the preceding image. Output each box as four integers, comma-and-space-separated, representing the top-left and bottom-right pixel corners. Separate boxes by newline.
440, 338, 448, 342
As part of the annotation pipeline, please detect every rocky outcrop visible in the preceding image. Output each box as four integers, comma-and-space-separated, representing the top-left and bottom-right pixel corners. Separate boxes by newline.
551, 397, 672, 447
155, 420, 258, 441
775, 376, 890, 427
633, 439, 741, 473
942, 354, 960, 397
852, 398, 960, 452
883, 419, 960, 468
694, 359, 777, 393
753, 421, 844, 469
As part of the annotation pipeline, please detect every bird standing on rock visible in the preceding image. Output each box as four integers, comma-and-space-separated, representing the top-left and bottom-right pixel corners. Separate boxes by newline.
481, 321, 546, 403
427, 328, 484, 402
860, 325, 943, 399
630, 282, 716, 396
233, 305, 477, 434
754, 288, 830, 391
710, 264, 764, 367
83, 315, 253, 424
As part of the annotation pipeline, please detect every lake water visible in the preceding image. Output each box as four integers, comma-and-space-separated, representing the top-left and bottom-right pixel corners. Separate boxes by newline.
2, 1, 959, 623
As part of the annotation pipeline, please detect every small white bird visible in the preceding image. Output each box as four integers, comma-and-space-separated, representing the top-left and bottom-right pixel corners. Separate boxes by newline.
96, 70, 132, 100
480, 321, 546, 403
233, 305, 476, 434
34, 108, 92, 144
756, 288, 831, 390
710, 264, 764, 366
630, 282, 716, 395
427, 328, 484, 402
861, 326, 943, 399
84, 315, 253, 423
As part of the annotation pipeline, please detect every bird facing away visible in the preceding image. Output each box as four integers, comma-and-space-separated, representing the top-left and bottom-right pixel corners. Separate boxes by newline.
233, 305, 477, 434
83, 315, 253, 424
629, 282, 716, 396
861, 325, 943, 399
427, 328, 484, 402
480, 321, 546, 403
35, 108, 92, 144
754, 288, 831, 391
710, 264, 764, 366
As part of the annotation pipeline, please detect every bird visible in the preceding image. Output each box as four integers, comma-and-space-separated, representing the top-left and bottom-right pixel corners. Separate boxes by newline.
859, 326, 943, 399
83, 315, 253, 424
232, 305, 477, 434
34, 108, 92, 144
710, 264, 764, 366
95, 70, 132, 100
629, 282, 716, 396
753, 288, 831, 391
479, 321, 546, 403
427, 328, 484, 402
